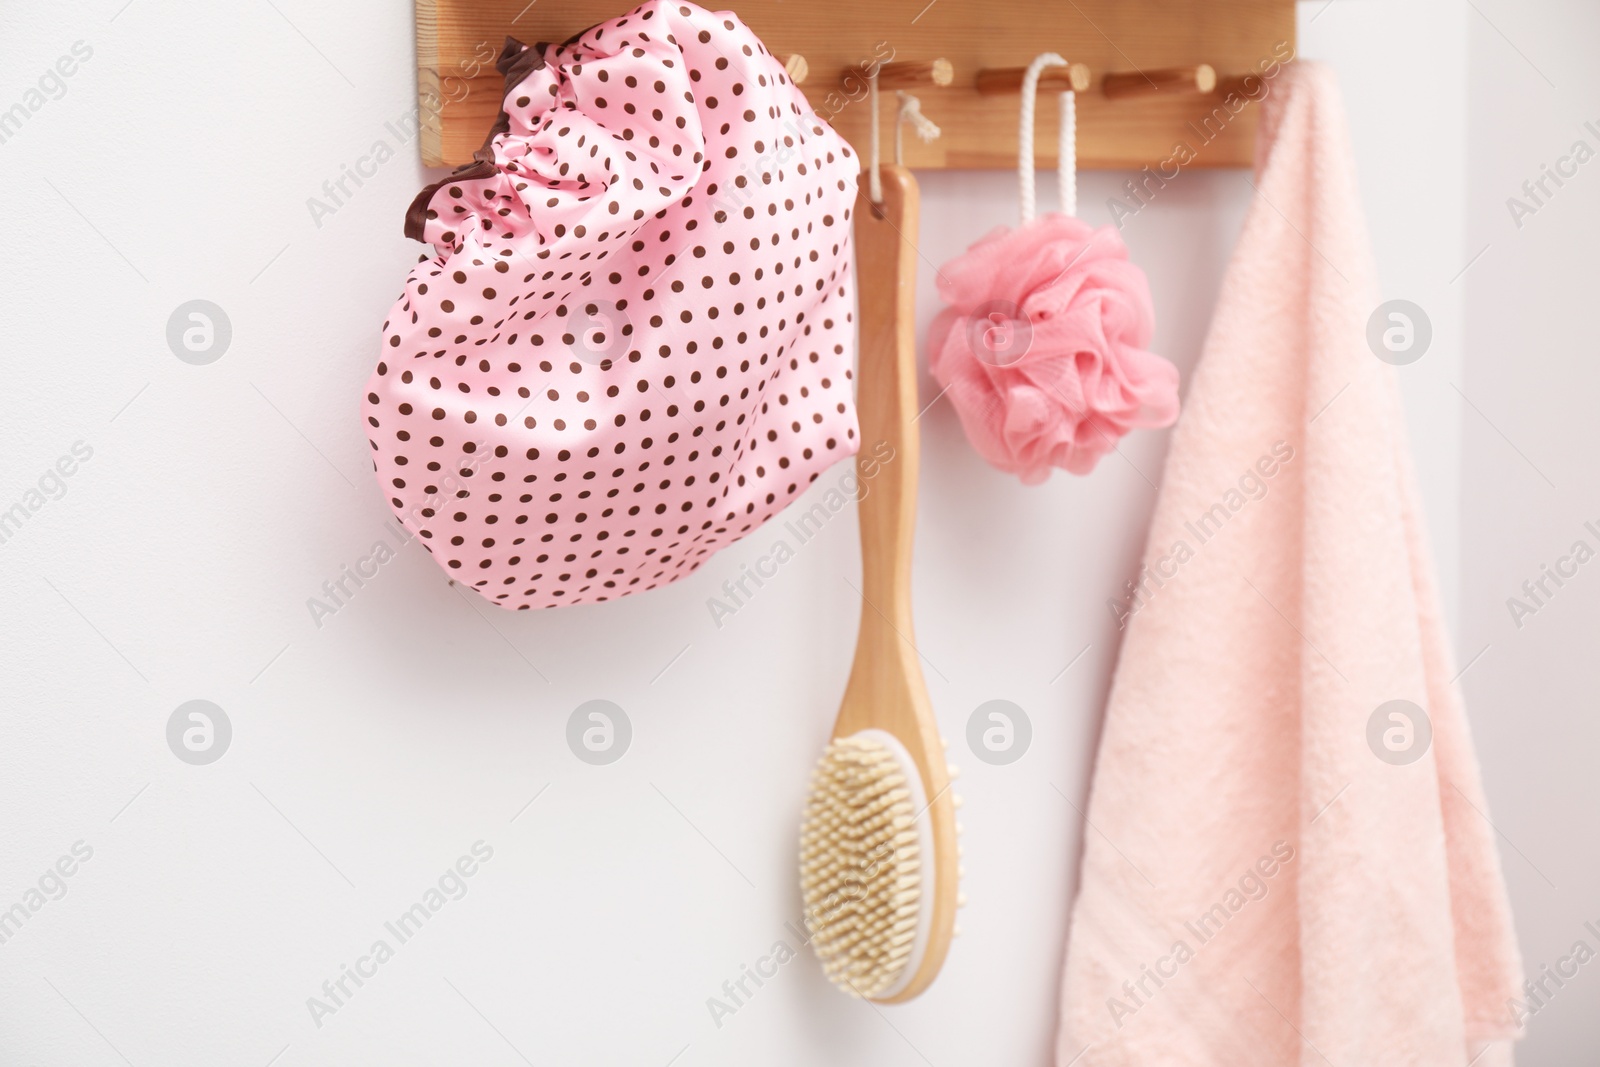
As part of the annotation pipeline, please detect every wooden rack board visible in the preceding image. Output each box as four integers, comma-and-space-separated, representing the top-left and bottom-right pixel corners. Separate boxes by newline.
415, 0, 1295, 170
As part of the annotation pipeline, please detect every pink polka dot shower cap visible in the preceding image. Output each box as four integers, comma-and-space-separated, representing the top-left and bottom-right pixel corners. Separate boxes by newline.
362, 1, 860, 609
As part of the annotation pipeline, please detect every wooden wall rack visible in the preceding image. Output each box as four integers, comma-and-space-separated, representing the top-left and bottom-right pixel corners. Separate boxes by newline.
415, 0, 1295, 170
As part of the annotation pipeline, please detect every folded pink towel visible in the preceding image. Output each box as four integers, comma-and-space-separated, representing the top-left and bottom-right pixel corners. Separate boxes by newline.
1056, 62, 1523, 1067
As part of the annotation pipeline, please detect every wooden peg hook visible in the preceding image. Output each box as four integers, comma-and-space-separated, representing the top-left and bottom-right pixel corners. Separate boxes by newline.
974, 62, 1092, 96
845, 58, 954, 90
784, 54, 809, 85
1212, 73, 1275, 99
1101, 64, 1217, 100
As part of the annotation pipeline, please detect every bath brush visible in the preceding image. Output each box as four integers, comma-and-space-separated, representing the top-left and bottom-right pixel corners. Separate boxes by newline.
799, 165, 961, 1003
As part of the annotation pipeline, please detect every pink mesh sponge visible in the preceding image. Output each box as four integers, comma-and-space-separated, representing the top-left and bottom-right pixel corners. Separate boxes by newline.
927, 214, 1178, 482
362, 1, 859, 609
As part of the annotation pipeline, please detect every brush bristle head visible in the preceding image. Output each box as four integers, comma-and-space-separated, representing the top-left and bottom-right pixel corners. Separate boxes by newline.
799, 734, 923, 998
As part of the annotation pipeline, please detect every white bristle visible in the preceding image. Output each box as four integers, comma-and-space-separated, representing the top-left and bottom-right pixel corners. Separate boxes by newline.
800, 732, 929, 999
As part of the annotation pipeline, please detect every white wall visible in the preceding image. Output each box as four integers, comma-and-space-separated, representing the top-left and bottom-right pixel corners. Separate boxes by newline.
1461, 2, 1600, 1062
0, 1, 1517, 1064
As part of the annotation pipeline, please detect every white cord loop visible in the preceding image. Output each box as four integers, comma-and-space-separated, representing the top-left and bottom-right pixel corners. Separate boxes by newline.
894, 91, 941, 165
867, 68, 883, 204
1017, 53, 1078, 223
1059, 87, 1077, 217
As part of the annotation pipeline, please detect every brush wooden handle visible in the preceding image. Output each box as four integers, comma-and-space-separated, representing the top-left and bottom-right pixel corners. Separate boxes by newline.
849, 167, 920, 619
834, 165, 958, 1003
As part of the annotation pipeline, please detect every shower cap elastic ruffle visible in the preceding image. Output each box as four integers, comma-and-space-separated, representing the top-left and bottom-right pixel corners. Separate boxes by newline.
362, 0, 860, 609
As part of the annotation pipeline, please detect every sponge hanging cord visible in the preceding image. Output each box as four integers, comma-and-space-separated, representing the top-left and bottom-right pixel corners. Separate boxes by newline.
1017, 53, 1077, 222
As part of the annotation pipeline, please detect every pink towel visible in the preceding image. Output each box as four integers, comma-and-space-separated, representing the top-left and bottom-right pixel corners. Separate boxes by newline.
1056, 63, 1523, 1067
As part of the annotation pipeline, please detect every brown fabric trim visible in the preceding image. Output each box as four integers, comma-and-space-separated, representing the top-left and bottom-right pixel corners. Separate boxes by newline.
403, 37, 548, 242
475, 36, 551, 161
499, 34, 548, 85
404, 159, 497, 241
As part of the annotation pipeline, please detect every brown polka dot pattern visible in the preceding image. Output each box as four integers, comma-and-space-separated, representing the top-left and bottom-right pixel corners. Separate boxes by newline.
362, 0, 859, 609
